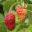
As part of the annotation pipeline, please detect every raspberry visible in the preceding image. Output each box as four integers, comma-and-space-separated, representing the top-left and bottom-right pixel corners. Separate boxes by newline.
16, 5, 27, 21
4, 11, 15, 31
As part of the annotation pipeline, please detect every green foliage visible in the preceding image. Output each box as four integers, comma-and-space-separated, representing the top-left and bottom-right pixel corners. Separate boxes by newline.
3, 0, 17, 12
28, 11, 32, 24
0, 13, 7, 32
0, 13, 4, 23
0, 22, 7, 32
27, 4, 32, 11
0, 0, 32, 32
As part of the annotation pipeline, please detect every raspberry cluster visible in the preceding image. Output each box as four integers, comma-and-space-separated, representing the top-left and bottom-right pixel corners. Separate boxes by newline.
4, 5, 27, 31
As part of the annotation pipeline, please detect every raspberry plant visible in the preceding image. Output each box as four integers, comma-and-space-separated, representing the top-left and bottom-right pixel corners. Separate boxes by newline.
0, 0, 32, 32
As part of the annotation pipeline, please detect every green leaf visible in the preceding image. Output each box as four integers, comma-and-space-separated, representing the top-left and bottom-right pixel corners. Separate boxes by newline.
0, 13, 4, 23
0, 22, 7, 32
3, 0, 17, 12
27, 4, 32, 11
28, 10, 32, 24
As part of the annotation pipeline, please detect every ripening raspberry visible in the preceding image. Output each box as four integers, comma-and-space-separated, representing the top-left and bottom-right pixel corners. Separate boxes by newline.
4, 11, 15, 31
16, 5, 27, 21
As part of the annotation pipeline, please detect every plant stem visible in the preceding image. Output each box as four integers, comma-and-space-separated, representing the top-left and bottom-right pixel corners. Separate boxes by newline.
21, 0, 24, 7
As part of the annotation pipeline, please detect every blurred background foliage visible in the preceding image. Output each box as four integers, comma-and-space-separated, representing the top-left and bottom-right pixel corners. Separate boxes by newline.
0, 0, 32, 32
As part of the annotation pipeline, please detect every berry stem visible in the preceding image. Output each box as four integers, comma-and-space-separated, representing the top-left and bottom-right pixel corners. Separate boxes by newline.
9, 2, 17, 11
9, 2, 20, 11
17, 0, 21, 5
21, 0, 24, 7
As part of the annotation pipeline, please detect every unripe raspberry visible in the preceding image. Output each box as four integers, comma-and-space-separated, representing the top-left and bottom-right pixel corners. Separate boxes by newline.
4, 11, 15, 31
16, 5, 27, 21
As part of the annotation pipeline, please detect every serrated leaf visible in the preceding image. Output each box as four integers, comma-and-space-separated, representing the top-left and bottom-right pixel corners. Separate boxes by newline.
0, 13, 4, 23
0, 22, 7, 32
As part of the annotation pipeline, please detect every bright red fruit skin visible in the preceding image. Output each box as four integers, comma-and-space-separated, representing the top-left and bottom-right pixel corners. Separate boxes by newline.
16, 5, 27, 21
4, 12, 15, 31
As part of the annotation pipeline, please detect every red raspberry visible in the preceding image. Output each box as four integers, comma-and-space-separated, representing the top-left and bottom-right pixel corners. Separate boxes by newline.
4, 11, 15, 31
16, 5, 27, 21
